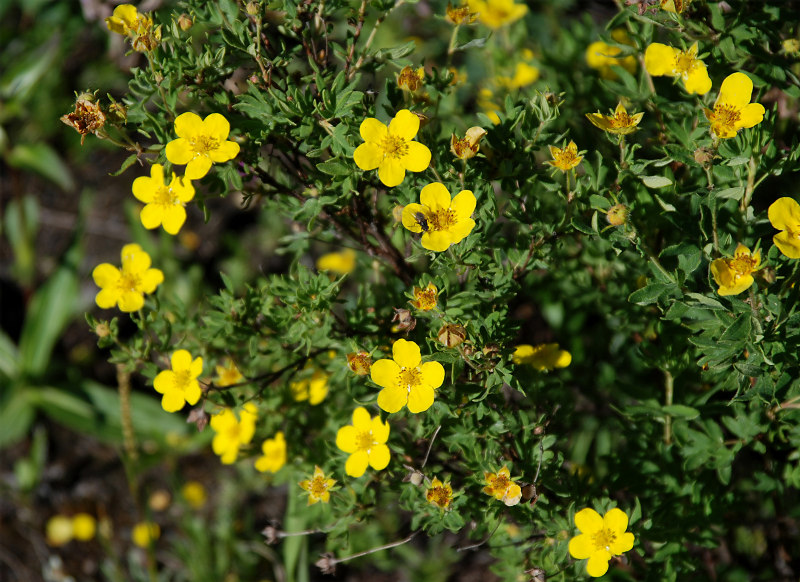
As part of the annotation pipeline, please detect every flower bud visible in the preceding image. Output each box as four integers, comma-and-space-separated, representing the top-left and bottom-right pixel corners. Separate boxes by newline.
177, 13, 193, 30
246, 2, 260, 16
606, 204, 629, 226
438, 324, 467, 348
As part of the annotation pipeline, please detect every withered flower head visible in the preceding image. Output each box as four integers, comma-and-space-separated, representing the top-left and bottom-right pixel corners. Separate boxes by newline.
397, 66, 425, 92
346, 351, 372, 376
392, 308, 416, 333
438, 324, 467, 348
450, 126, 487, 160
446, 2, 478, 25
60, 94, 106, 144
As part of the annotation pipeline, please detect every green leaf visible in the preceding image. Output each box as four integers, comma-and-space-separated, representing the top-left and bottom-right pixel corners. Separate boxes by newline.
7, 143, 75, 192
628, 283, 678, 306
316, 158, 351, 176
663, 404, 700, 419
0, 389, 34, 447
0, 330, 19, 380
714, 186, 745, 200
640, 175, 673, 189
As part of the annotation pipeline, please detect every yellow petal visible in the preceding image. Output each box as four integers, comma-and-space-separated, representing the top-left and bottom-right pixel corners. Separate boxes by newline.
171, 349, 192, 371
184, 381, 201, 405
202, 113, 231, 141
644, 43, 676, 77
174, 112, 202, 139
586, 551, 611, 577
603, 508, 629, 535
95, 288, 120, 309
420, 361, 445, 389
451, 190, 476, 220
736, 103, 765, 129
378, 158, 405, 187
421, 231, 452, 252
371, 358, 401, 390
185, 156, 213, 180
768, 197, 800, 232
447, 217, 476, 244
161, 205, 187, 235
407, 384, 434, 413
575, 507, 603, 534
153, 370, 172, 394
209, 140, 240, 163
388, 109, 420, 140
336, 425, 358, 453
773, 232, 800, 259
568, 533, 593, 559
118, 290, 144, 312
172, 176, 195, 202
190, 356, 203, 378
161, 390, 185, 413
611, 531, 635, 555
370, 416, 390, 443
165, 138, 195, 165
377, 385, 407, 413
684, 65, 712, 95
586, 113, 612, 131
717, 72, 754, 109
368, 444, 390, 470
359, 117, 388, 143
140, 269, 164, 293
354, 142, 383, 171
403, 141, 431, 172
718, 274, 754, 296
420, 182, 452, 212
402, 203, 427, 232
92, 263, 120, 287
351, 406, 372, 429
392, 338, 421, 368
345, 451, 369, 477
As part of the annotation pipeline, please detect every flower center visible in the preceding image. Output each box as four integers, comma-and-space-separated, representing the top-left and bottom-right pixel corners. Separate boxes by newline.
355, 430, 374, 452
712, 104, 741, 133
398, 367, 422, 391
489, 473, 510, 492
730, 254, 757, 277
591, 528, 617, 552
428, 209, 457, 232
190, 135, 219, 154
427, 486, 451, 507
310, 476, 329, 496
154, 185, 179, 206
117, 271, 142, 293
611, 112, 635, 129
174, 370, 191, 390
380, 134, 409, 159
413, 289, 437, 310
673, 50, 697, 76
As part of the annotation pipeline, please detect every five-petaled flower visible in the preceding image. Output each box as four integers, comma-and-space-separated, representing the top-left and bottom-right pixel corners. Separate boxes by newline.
451, 126, 487, 160
546, 141, 583, 172
299, 466, 337, 505
165, 112, 240, 180
215, 359, 244, 387
370, 339, 445, 414
568, 507, 635, 578
446, 1, 478, 25
769, 197, 800, 258
710, 244, 761, 296
513, 344, 572, 371
132, 164, 195, 235
586, 102, 644, 135
402, 182, 477, 252
410, 283, 438, 311
335, 407, 391, 477
346, 351, 372, 376
468, 0, 528, 29
426, 477, 454, 510
353, 109, 431, 187
105, 4, 147, 35
153, 349, 203, 412
644, 42, 711, 95
210, 403, 258, 464
92, 243, 164, 312
704, 72, 765, 139
483, 466, 522, 506
255, 432, 287, 473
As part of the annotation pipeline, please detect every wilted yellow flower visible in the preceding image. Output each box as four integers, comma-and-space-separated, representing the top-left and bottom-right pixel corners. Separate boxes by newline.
769, 197, 800, 258
451, 126, 487, 160
132, 522, 160, 548
255, 431, 287, 473
210, 403, 258, 464
60, 95, 106, 144
410, 282, 438, 311
546, 141, 583, 172
153, 349, 203, 413
316, 249, 356, 275
645, 42, 711, 95
92, 243, 164, 312
299, 466, 337, 504
347, 351, 372, 376
353, 109, 431, 187
469, 0, 527, 29
426, 478, 454, 509
335, 407, 391, 477
402, 183, 477, 252
513, 343, 571, 371
397, 66, 425, 92
370, 339, 445, 414
586, 102, 644, 135
710, 244, 761, 296
215, 359, 243, 387
132, 164, 195, 235
291, 369, 329, 405
165, 112, 240, 180
483, 466, 521, 506
569, 508, 635, 577
181, 481, 207, 509
704, 72, 765, 139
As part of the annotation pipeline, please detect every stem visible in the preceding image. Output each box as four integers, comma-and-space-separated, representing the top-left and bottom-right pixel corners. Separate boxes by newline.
327, 531, 419, 566
663, 369, 674, 445
446, 24, 461, 66
618, 134, 627, 171
421, 425, 441, 468
117, 363, 138, 461
740, 156, 757, 215
705, 164, 719, 255
347, 1, 405, 81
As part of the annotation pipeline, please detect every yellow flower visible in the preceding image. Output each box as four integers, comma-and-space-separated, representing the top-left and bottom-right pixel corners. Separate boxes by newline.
346, 351, 372, 376
105, 4, 146, 35
132, 521, 160, 548
316, 249, 356, 275
783, 38, 800, 55
291, 369, 329, 405
92, 243, 164, 312
410, 282, 438, 311
568, 507, 635, 577
513, 343, 572, 371
255, 431, 287, 473
153, 349, 203, 413
401, 183, 477, 252
469, 0, 527, 29
131, 164, 195, 235
46, 515, 74, 546
71, 513, 96, 541
210, 403, 258, 464
586, 102, 644, 135
483, 466, 522, 506
644, 42, 711, 95
299, 466, 337, 505
335, 407, 391, 477
181, 481, 207, 509
546, 141, 583, 172
450, 126, 487, 160
704, 72, 765, 139
710, 244, 761, 296
477, 87, 502, 125
165, 112, 240, 180
497, 62, 540, 90
215, 359, 244, 387
397, 66, 425, 92
660, 0, 690, 13
426, 478, 454, 510
446, 2, 478, 25
370, 338, 445, 414
585, 39, 637, 80
353, 109, 431, 187
769, 197, 800, 258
